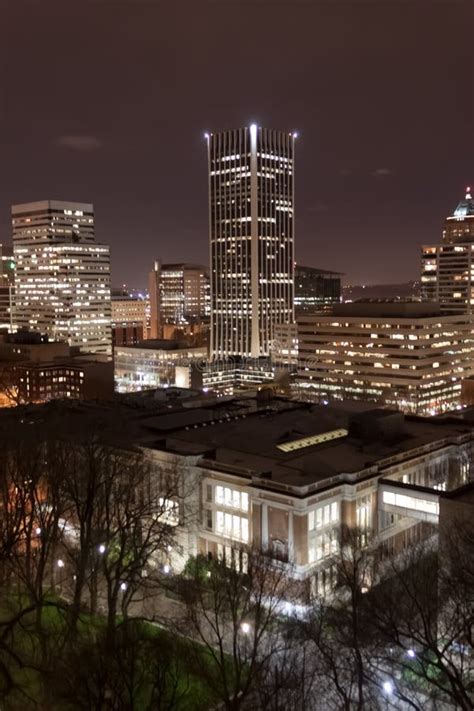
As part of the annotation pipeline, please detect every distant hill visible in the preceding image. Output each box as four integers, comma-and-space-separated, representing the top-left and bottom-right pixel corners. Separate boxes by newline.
343, 281, 419, 301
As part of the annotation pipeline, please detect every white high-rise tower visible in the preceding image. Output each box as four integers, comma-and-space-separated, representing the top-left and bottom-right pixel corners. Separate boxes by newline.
207, 125, 295, 358
12, 200, 112, 354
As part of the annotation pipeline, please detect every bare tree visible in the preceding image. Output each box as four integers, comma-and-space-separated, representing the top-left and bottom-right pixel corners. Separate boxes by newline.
370, 529, 474, 710
171, 549, 301, 711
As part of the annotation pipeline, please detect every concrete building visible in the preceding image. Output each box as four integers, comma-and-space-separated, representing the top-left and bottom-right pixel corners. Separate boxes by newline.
295, 265, 342, 314
421, 188, 474, 313
111, 296, 147, 346
207, 125, 295, 358
12, 200, 112, 354
0, 244, 15, 331
297, 301, 474, 415
148, 261, 209, 339
7, 394, 472, 600
114, 339, 207, 392
271, 322, 299, 367
0, 331, 113, 406
92, 396, 474, 595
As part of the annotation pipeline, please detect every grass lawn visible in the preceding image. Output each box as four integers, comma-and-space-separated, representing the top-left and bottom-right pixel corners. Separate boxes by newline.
0, 589, 222, 710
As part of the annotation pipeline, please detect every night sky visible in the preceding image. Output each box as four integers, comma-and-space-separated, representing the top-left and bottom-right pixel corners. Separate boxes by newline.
0, 0, 472, 288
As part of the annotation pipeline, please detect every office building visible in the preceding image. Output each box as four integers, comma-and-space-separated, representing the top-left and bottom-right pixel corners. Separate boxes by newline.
295, 265, 342, 314
207, 125, 295, 358
297, 301, 474, 415
12, 200, 112, 354
421, 188, 474, 313
442, 185, 474, 244
148, 261, 209, 339
114, 339, 207, 392
271, 322, 298, 366
0, 245, 15, 331
111, 296, 147, 346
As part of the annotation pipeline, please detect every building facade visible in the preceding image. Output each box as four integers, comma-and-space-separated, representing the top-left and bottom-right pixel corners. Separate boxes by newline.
207, 126, 295, 358
0, 244, 15, 331
297, 301, 474, 415
295, 265, 342, 314
0, 331, 113, 406
111, 296, 147, 346
148, 261, 209, 339
114, 339, 207, 392
421, 188, 474, 313
136, 398, 473, 596
12, 200, 112, 354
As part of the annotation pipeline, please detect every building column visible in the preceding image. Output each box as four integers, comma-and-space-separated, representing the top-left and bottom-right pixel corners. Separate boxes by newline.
288, 511, 294, 563
261, 502, 269, 550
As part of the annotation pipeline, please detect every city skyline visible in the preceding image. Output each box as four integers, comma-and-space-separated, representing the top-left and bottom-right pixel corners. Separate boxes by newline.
1, 1, 471, 288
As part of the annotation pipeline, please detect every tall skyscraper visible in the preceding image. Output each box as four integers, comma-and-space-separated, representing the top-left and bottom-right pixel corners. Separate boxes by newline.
12, 200, 112, 354
207, 125, 295, 358
421, 187, 474, 313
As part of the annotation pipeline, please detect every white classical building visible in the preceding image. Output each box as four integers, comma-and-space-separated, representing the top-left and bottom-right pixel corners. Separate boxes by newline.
134, 397, 473, 598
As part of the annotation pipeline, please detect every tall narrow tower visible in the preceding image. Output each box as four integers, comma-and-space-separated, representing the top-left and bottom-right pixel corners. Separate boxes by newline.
207, 125, 295, 359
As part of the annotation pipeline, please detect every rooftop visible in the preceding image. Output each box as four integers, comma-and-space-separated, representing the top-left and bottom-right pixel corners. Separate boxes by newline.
137, 398, 473, 493
2, 395, 471, 497
451, 187, 474, 219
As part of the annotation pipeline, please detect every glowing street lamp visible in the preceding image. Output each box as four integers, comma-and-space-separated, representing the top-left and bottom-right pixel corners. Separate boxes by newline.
240, 621, 251, 635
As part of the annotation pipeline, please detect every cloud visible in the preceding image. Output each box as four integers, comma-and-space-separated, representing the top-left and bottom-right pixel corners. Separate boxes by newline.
55, 135, 102, 151
307, 202, 329, 213
372, 167, 392, 177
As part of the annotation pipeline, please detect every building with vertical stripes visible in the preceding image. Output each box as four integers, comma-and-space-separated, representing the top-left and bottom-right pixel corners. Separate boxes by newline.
12, 200, 112, 354
207, 125, 295, 359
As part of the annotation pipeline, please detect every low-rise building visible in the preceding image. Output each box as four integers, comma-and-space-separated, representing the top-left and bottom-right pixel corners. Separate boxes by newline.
0, 331, 113, 405
8, 395, 472, 601
131, 397, 473, 595
114, 339, 207, 392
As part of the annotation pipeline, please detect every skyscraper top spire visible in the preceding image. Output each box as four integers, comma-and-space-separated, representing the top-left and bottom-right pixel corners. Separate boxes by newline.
453, 186, 474, 218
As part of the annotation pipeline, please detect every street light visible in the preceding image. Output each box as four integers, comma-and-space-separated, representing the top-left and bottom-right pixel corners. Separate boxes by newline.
240, 621, 251, 635
382, 680, 393, 695
163, 564, 170, 574
57, 559, 65, 568
120, 582, 127, 591
407, 648, 416, 658
98, 544, 106, 554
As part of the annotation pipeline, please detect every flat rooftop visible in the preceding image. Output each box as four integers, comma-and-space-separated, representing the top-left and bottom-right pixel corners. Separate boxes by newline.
137, 398, 473, 493
2, 395, 471, 496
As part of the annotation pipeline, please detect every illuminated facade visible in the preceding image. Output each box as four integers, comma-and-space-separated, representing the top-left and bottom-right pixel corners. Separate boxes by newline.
114, 339, 207, 392
295, 265, 342, 314
297, 301, 474, 415
442, 186, 474, 244
12, 201, 112, 354
148, 261, 209, 338
421, 188, 474, 313
207, 125, 295, 358
0, 245, 15, 331
140, 398, 473, 595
